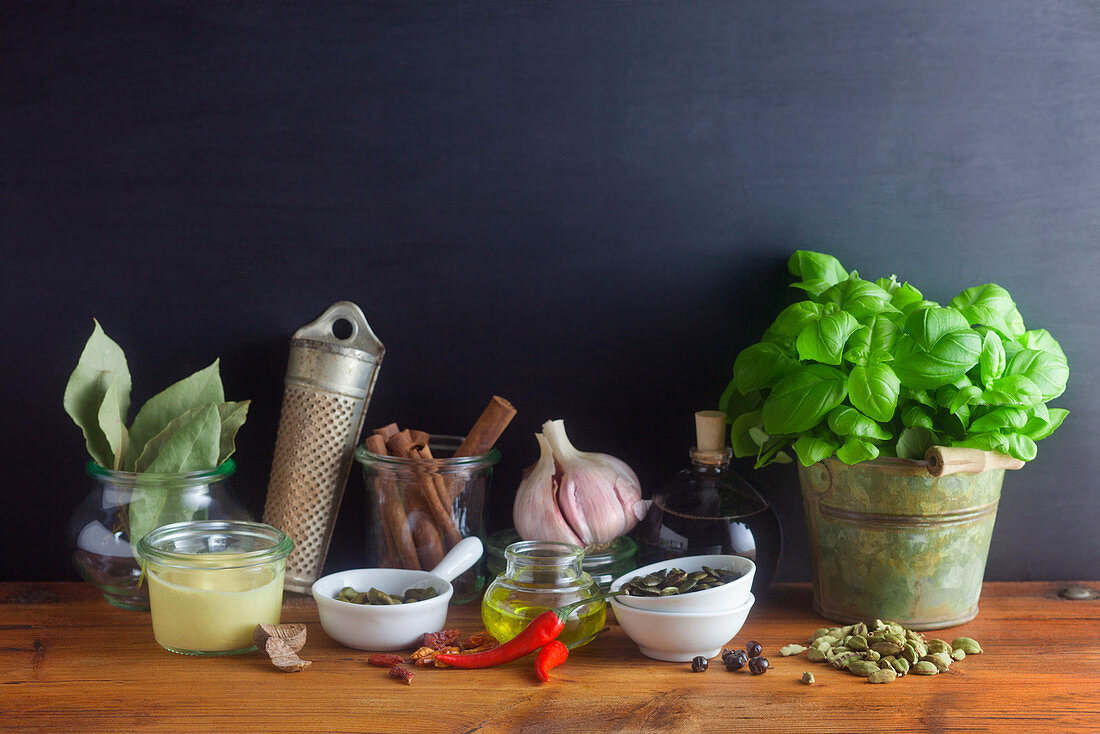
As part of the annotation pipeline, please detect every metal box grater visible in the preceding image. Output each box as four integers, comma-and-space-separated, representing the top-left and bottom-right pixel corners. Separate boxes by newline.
262, 301, 384, 593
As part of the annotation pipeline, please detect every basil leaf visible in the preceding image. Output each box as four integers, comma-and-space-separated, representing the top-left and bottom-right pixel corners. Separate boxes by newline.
793, 435, 839, 467
904, 306, 972, 352
901, 405, 935, 430
896, 427, 936, 460
979, 331, 1006, 389
1003, 433, 1037, 462
968, 406, 1028, 434
720, 384, 762, 422
126, 360, 224, 468
954, 432, 1009, 453
836, 436, 879, 465
1005, 349, 1069, 401
795, 310, 860, 365
949, 385, 983, 414
891, 282, 925, 313
64, 321, 132, 469
820, 277, 898, 321
763, 302, 824, 345
827, 406, 892, 440
844, 316, 899, 365
892, 329, 982, 390
982, 374, 1043, 407
1023, 407, 1069, 441
949, 283, 1026, 338
847, 362, 900, 423
734, 343, 800, 394
901, 387, 936, 408
729, 411, 764, 458
788, 250, 849, 286
1019, 328, 1067, 363
762, 364, 848, 435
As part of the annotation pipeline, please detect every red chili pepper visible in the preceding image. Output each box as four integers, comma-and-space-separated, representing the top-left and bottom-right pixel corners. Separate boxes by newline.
434, 596, 608, 669
534, 640, 569, 682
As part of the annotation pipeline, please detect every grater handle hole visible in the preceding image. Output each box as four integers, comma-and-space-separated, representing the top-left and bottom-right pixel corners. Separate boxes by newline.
332, 317, 354, 341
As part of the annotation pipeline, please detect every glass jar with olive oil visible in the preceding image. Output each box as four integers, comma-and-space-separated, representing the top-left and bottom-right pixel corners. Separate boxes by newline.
482, 541, 605, 648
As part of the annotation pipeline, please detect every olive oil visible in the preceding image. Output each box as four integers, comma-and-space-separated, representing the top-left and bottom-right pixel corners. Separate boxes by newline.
481, 584, 606, 648
481, 540, 607, 649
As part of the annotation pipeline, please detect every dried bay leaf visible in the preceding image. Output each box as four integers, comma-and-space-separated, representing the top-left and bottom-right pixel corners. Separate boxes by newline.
135, 401, 248, 472
97, 372, 130, 470
125, 360, 224, 468
64, 320, 131, 469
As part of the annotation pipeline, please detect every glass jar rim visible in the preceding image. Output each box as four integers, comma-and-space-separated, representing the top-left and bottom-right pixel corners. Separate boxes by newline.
86, 458, 236, 485
355, 435, 500, 470
137, 520, 293, 570
504, 540, 585, 567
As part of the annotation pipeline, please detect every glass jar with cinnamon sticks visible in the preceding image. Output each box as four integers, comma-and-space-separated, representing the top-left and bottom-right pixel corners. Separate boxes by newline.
354, 397, 515, 604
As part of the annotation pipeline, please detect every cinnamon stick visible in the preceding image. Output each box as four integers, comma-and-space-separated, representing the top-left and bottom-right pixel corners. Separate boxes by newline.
408, 510, 445, 568
455, 396, 517, 457
365, 434, 420, 570
388, 431, 463, 548
409, 429, 431, 446
372, 422, 400, 441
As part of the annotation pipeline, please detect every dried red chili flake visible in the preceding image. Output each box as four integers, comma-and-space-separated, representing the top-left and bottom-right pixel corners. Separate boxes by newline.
411, 646, 438, 666
388, 666, 414, 685
433, 645, 461, 667
367, 654, 405, 668
460, 632, 497, 650
422, 629, 461, 650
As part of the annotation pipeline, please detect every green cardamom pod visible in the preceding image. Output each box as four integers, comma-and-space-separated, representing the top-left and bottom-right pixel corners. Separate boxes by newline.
952, 637, 983, 655
921, 653, 952, 672
901, 644, 919, 664
830, 651, 864, 670
832, 645, 850, 654
868, 668, 897, 684
810, 627, 831, 642
863, 649, 881, 662
806, 647, 827, 663
913, 639, 929, 657
911, 661, 939, 676
847, 635, 868, 651
891, 656, 910, 676
884, 632, 907, 647
951, 648, 966, 661
779, 644, 807, 657
926, 639, 952, 655
870, 641, 903, 656
801, 671, 815, 685
848, 660, 881, 677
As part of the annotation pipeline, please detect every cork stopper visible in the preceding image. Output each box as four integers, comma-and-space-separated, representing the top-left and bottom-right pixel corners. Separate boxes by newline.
695, 411, 727, 451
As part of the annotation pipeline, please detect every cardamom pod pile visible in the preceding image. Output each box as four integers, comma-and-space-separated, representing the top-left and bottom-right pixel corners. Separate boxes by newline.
781, 619, 982, 684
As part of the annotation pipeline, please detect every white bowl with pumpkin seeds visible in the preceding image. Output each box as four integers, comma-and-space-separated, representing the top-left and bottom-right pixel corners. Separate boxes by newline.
610, 555, 755, 613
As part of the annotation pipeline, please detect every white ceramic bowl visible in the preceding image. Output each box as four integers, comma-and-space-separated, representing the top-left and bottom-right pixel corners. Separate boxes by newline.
610, 592, 755, 662
311, 536, 482, 651
610, 555, 755, 613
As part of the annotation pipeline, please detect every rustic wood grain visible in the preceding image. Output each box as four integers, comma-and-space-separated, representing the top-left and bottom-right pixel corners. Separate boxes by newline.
1, 583, 1097, 733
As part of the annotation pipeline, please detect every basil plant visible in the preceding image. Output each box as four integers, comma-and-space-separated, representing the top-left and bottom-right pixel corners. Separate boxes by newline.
720, 251, 1069, 468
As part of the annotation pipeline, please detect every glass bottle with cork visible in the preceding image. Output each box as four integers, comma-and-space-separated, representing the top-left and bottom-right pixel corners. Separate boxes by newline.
635, 411, 781, 595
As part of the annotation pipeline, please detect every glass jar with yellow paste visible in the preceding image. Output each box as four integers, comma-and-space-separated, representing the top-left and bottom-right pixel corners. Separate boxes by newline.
137, 521, 293, 656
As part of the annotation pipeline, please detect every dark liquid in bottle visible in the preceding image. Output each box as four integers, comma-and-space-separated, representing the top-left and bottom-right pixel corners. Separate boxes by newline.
636, 466, 782, 596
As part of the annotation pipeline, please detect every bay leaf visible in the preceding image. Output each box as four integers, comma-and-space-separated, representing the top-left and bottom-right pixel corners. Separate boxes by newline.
125, 359, 224, 468
63, 320, 131, 468
97, 371, 130, 470
134, 400, 249, 471
138, 403, 222, 474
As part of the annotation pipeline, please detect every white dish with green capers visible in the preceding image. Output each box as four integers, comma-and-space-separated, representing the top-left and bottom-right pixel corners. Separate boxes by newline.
610, 555, 755, 613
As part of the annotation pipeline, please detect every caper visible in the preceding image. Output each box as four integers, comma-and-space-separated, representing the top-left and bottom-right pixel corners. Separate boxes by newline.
691, 656, 709, 673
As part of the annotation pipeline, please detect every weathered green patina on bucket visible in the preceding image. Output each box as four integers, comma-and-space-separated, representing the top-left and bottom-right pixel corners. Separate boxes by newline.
798, 457, 1005, 630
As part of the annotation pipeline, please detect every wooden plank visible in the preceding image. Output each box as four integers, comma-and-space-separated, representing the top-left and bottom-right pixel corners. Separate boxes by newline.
1, 583, 1097, 733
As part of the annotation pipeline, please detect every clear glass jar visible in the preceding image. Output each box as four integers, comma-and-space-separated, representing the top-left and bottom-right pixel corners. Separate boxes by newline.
485, 529, 637, 591
482, 541, 606, 648
137, 521, 293, 656
636, 447, 782, 596
355, 436, 499, 604
67, 460, 250, 610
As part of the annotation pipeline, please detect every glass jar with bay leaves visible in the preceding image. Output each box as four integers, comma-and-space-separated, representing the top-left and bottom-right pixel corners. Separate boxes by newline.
67, 460, 250, 610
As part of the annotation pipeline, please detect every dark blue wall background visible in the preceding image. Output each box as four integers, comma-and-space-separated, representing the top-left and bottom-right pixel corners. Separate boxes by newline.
3, 1, 1097, 582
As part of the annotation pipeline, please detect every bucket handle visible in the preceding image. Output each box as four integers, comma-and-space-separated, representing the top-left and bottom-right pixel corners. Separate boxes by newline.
924, 447, 1025, 477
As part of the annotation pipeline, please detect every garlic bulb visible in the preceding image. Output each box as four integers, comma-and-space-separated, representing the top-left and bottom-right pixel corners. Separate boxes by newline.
513, 419, 648, 547
513, 433, 583, 546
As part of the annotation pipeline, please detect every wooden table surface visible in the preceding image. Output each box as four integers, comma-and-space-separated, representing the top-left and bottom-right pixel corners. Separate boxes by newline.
2, 581, 1098, 733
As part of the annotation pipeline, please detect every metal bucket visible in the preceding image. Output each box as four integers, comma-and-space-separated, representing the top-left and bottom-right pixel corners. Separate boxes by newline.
798, 457, 1005, 630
